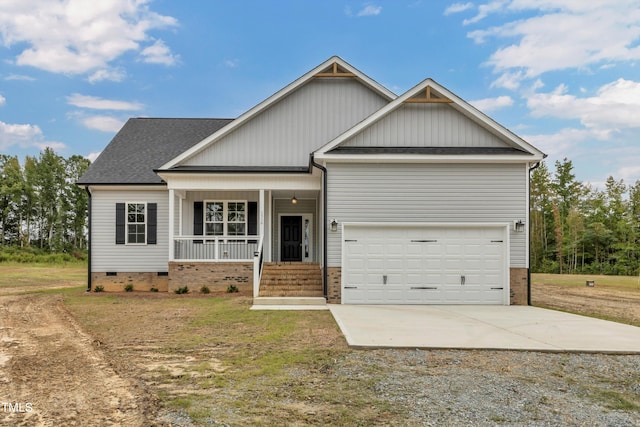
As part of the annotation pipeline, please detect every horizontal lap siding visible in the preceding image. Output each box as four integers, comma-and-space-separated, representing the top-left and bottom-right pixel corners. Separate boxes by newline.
92, 189, 169, 272
184, 79, 388, 167
326, 163, 527, 267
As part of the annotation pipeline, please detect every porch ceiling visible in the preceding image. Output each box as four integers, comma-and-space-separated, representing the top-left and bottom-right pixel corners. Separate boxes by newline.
271, 190, 320, 199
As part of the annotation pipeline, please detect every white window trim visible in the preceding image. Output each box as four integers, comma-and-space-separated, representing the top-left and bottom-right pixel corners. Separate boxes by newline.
203, 200, 248, 240
126, 201, 147, 245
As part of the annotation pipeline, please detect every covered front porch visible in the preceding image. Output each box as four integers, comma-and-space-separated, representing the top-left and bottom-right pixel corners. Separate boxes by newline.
161, 170, 325, 296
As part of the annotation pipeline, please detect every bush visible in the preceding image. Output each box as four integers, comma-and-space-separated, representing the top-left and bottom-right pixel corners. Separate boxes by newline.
0, 246, 87, 264
200, 285, 210, 294
174, 286, 189, 294
94, 285, 104, 293
226, 284, 239, 293
124, 284, 134, 292
150, 287, 158, 292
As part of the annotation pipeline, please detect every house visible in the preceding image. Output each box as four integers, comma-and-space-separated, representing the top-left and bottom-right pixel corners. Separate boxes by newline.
77, 56, 546, 305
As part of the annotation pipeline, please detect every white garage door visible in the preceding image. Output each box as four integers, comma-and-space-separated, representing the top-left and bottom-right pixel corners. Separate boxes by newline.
342, 224, 508, 305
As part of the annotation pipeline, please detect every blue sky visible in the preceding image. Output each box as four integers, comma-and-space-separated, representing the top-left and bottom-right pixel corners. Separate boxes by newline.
1, 1, 639, 188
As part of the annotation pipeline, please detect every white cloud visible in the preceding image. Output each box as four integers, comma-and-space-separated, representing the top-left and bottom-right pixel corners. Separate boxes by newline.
88, 68, 126, 84
490, 71, 524, 90
464, 1, 640, 79
82, 116, 125, 133
444, 3, 474, 15
522, 127, 594, 160
224, 59, 239, 68
0, 120, 65, 151
0, 95, 5, 106
463, 1, 507, 25
469, 95, 514, 112
4, 74, 35, 81
140, 39, 179, 65
67, 94, 143, 111
357, 5, 382, 17
527, 79, 640, 136
0, 0, 178, 75
86, 151, 101, 163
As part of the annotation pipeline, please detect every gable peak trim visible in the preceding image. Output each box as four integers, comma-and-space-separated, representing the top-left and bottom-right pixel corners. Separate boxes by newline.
314, 62, 357, 78
404, 85, 452, 104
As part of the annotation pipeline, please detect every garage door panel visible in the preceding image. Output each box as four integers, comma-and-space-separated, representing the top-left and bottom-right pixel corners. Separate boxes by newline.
343, 225, 507, 305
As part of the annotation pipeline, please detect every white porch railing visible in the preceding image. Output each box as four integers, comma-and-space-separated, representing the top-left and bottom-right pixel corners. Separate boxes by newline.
173, 236, 260, 261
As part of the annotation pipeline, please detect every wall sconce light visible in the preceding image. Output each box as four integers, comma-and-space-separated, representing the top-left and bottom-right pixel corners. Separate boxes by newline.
291, 193, 297, 205
514, 220, 525, 232
330, 219, 338, 232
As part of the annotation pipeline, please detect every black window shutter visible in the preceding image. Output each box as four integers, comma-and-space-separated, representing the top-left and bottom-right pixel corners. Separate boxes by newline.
115, 203, 125, 244
147, 203, 157, 244
194, 202, 203, 235
248, 202, 258, 236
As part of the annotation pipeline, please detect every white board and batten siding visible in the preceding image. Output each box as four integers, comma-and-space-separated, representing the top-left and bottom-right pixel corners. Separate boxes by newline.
341, 104, 511, 148
326, 163, 528, 269
183, 78, 388, 167
91, 189, 169, 272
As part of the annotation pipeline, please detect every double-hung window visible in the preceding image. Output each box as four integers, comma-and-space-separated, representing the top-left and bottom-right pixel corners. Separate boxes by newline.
127, 202, 146, 244
204, 201, 246, 237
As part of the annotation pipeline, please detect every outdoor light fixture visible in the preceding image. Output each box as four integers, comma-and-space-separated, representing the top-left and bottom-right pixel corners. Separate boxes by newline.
291, 193, 297, 205
330, 219, 338, 232
514, 220, 525, 232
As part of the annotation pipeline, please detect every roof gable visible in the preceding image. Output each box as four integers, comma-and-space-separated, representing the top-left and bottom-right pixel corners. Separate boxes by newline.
160, 56, 397, 170
315, 79, 546, 160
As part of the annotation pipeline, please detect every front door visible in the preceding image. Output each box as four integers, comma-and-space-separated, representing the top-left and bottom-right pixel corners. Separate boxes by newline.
281, 216, 302, 261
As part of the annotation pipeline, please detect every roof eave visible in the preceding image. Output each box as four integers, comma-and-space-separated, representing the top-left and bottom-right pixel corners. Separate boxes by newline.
313, 153, 545, 163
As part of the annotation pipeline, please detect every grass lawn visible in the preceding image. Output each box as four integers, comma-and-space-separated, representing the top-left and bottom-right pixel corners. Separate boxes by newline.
62, 292, 400, 425
532, 273, 640, 290
0, 262, 86, 293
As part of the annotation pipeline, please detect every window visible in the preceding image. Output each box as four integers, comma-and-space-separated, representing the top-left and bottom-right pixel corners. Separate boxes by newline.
127, 202, 146, 244
204, 201, 246, 237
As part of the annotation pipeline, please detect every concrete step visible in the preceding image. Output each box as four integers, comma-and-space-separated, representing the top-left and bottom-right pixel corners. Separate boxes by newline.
253, 297, 326, 306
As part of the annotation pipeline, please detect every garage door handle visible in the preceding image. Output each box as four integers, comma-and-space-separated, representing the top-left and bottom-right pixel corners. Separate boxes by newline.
345, 286, 358, 289
411, 239, 437, 242
461, 275, 466, 285
491, 287, 504, 290
410, 287, 438, 290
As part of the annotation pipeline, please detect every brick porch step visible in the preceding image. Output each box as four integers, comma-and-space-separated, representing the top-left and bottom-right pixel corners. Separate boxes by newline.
259, 262, 324, 297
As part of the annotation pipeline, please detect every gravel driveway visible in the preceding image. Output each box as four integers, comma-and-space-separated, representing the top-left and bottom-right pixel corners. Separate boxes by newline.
337, 349, 640, 426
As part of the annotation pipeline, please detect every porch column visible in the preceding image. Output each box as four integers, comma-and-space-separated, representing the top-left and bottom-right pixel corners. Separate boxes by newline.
259, 189, 265, 238
168, 189, 175, 261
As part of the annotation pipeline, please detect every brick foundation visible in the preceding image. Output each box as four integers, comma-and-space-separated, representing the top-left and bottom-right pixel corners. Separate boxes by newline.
168, 262, 253, 294
91, 272, 169, 292
327, 267, 342, 304
509, 267, 529, 305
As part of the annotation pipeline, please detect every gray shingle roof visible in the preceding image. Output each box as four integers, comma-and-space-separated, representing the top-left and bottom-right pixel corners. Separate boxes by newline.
77, 118, 233, 185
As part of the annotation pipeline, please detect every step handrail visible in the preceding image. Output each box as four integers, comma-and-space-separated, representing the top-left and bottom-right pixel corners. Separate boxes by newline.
252, 236, 264, 297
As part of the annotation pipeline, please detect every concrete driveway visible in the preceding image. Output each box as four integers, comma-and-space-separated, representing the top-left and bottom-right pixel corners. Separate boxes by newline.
329, 305, 640, 353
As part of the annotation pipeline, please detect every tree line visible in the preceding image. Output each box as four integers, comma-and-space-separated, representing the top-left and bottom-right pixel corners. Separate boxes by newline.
1, 149, 639, 275
531, 158, 640, 275
0, 148, 90, 254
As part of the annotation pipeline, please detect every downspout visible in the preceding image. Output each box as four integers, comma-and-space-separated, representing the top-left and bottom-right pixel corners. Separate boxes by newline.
84, 186, 92, 292
310, 154, 328, 299
527, 162, 542, 305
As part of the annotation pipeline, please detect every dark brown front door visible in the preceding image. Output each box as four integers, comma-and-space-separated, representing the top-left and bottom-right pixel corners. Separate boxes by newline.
281, 216, 302, 261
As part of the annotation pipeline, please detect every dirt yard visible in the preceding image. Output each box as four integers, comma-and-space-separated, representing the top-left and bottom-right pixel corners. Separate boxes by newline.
531, 274, 640, 327
0, 293, 158, 426
1, 270, 639, 425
